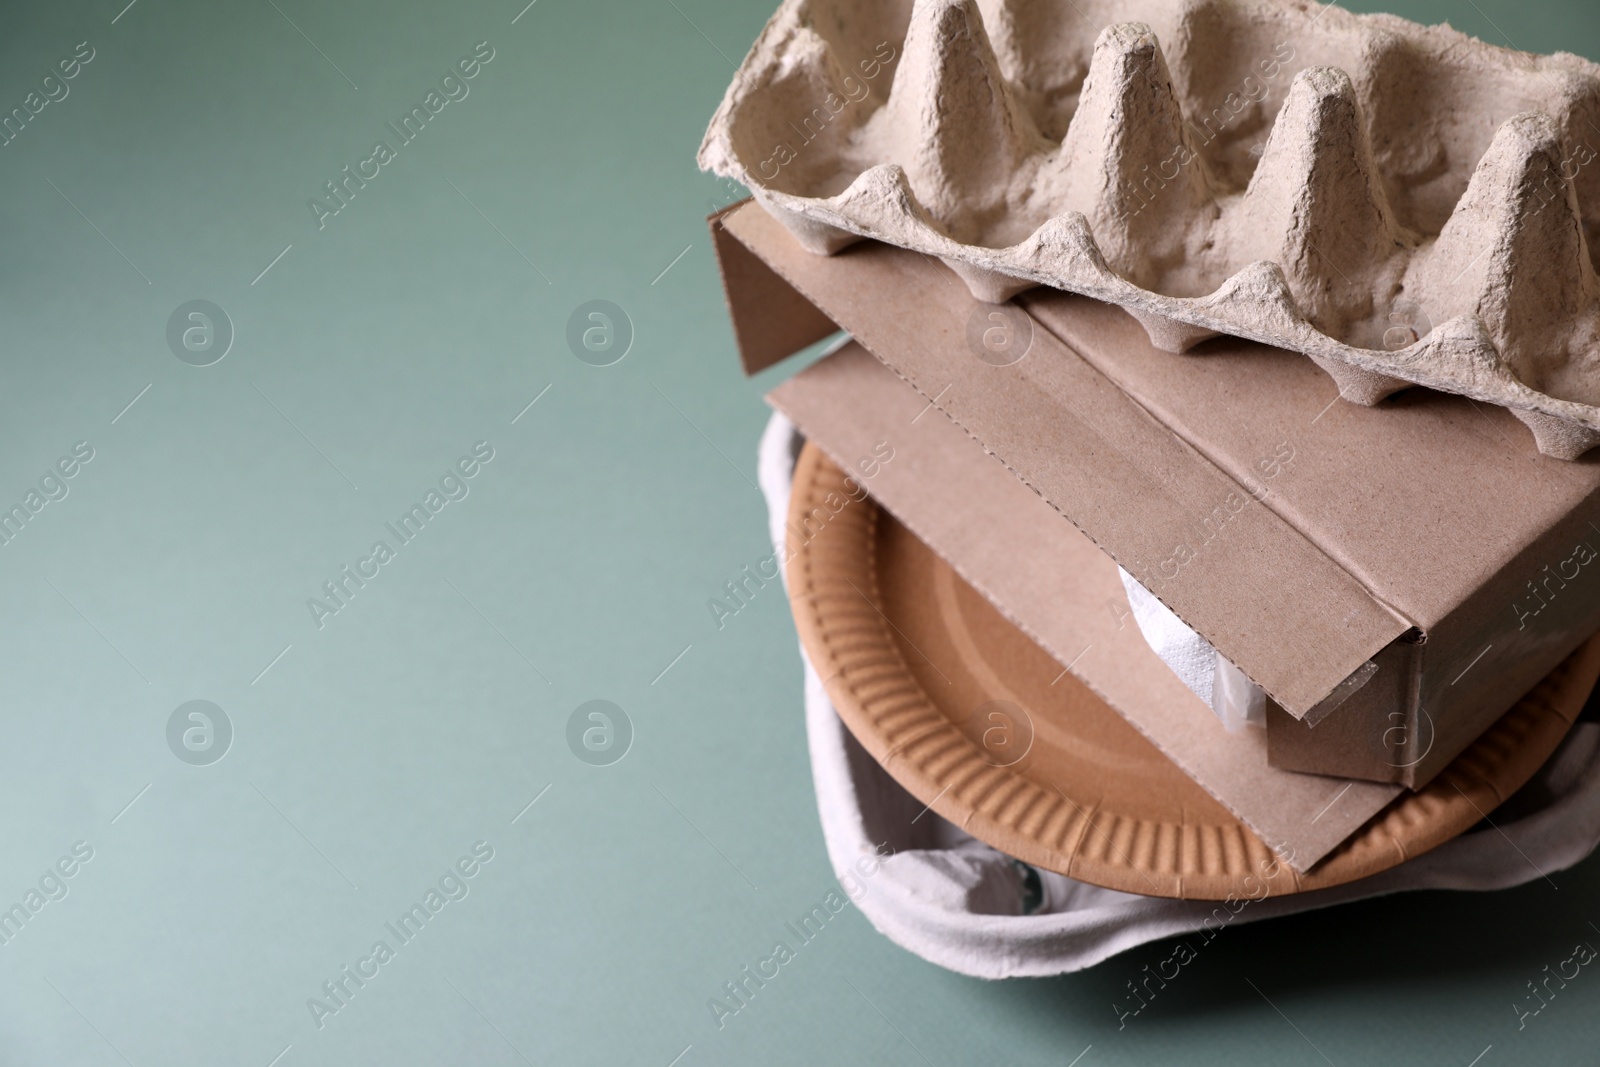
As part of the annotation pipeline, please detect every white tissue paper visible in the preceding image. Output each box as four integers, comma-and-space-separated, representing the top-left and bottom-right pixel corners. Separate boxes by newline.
1117, 566, 1267, 732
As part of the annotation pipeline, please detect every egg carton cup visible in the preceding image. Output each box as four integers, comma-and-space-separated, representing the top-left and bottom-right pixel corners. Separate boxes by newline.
701, 0, 1600, 459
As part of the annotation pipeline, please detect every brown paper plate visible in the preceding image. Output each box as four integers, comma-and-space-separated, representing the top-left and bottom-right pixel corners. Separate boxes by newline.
786, 443, 1600, 900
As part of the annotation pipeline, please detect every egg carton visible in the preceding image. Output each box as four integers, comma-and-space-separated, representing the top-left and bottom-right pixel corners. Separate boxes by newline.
698, 0, 1600, 459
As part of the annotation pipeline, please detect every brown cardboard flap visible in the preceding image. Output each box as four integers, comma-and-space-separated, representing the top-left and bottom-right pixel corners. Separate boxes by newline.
708, 203, 836, 376
770, 343, 1401, 870
723, 200, 1411, 717
1021, 294, 1600, 633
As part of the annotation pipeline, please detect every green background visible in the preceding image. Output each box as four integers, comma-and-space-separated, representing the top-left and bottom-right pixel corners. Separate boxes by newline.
0, 0, 1595, 1063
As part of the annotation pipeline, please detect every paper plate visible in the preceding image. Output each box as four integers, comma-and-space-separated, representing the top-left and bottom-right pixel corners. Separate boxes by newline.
785, 443, 1600, 900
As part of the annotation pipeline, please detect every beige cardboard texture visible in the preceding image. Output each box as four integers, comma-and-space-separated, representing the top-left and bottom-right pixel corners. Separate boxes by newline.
770, 342, 1401, 869
722, 199, 1410, 720
711, 199, 1600, 786
700, 0, 1600, 459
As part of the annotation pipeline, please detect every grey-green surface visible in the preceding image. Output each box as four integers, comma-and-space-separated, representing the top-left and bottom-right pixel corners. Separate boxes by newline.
0, 0, 1596, 1063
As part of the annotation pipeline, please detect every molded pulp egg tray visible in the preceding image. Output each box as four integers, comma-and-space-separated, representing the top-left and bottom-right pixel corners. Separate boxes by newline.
699, 0, 1600, 459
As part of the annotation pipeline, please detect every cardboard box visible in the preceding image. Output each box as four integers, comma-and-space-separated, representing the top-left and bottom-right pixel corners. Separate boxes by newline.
710, 199, 1600, 788
770, 340, 1399, 871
